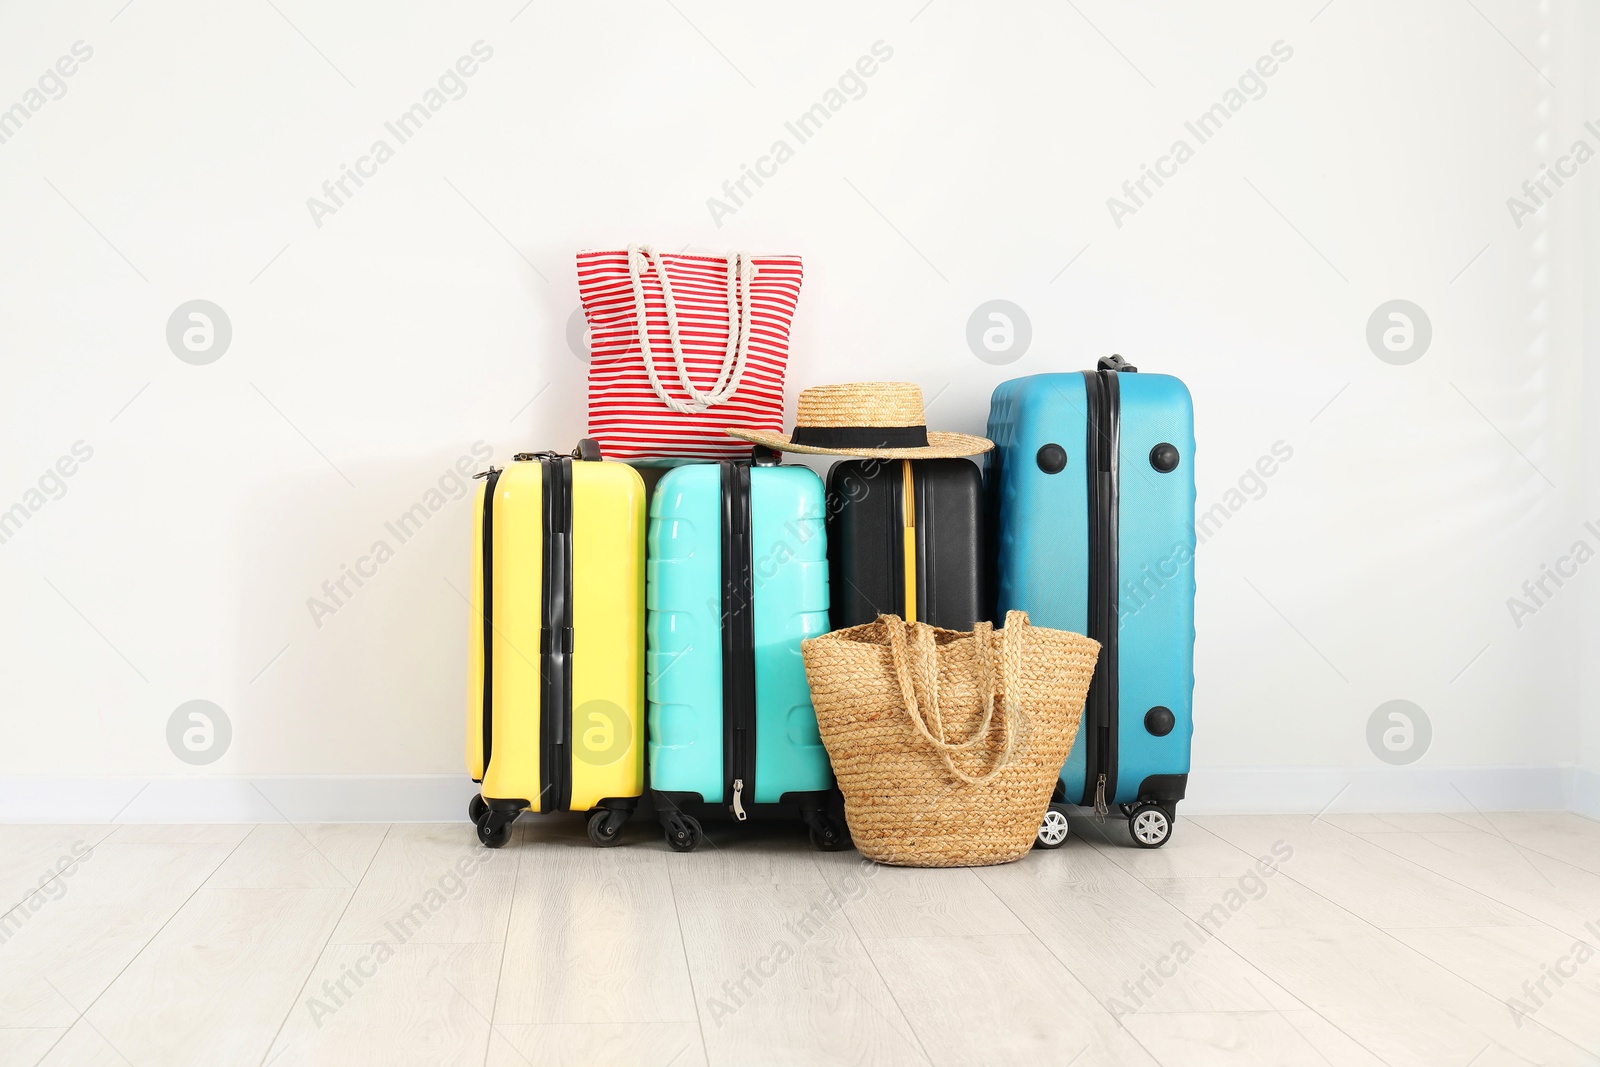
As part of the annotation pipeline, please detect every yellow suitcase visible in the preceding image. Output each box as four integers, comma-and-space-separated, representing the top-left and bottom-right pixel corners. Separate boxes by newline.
466, 441, 646, 847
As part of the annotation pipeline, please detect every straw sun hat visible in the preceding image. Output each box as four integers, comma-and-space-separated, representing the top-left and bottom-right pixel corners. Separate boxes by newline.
728, 382, 993, 459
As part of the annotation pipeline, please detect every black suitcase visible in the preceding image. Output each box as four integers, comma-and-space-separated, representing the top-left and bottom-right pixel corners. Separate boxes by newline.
824, 458, 986, 631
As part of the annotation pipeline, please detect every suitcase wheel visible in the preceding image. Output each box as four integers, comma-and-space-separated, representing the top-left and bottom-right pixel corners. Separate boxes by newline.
1128, 803, 1173, 849
476, 813, 514, 849
586, 808, 629, 847
663, 812, 703, 853
474, 801, 517, 849
805, 814, 850, 852
1035, 806, 1071, 850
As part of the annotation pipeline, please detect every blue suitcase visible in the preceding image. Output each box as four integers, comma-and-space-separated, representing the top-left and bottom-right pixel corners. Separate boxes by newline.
646, 449, 846, 851
986, 356, 1195, 848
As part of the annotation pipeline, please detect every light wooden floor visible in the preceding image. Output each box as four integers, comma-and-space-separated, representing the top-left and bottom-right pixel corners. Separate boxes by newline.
2, 812, 1599, 1066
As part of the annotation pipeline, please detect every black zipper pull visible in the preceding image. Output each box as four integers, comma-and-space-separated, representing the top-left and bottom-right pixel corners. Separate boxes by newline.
472, 466, 502, 479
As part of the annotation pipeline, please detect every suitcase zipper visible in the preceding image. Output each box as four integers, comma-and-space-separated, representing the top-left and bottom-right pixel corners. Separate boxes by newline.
721, 462, 757, 819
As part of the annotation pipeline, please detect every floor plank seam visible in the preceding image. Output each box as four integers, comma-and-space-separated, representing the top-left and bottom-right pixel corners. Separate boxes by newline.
1064, 821, 1319, 1015
973, 863, 1159, 1046
11, 818, 1600, 1065
1438, 812, 1600, 878
1194, 929, 1402, 1067
252, 821, 392, 1067
1275, 1009, 1344, 1067
663, 843, 712, 1066
829, 873, 936, 1064
1109, 819, 1398, 1062
1358, 818, 1600, 914
1317, 816, 1551, 927
1187, 820, 1588, 1064
481, 840, 522, 1067
29, 825, 256, 1067
1118, 1020, 1167, 1067
0, 827, 116, 921
1386, 926, 1600, 1059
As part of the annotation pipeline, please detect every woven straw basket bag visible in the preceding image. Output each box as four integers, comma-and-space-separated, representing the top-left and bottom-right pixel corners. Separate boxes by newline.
801, 611, 1100, 867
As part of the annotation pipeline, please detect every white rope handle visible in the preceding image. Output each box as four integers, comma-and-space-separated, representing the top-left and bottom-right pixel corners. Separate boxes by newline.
627, 244, 757, 414
707, 250, 757, 402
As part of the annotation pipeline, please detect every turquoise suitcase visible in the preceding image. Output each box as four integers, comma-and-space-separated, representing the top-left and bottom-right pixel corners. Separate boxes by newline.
646, 450, 845, 850
987, 356, 1196, 848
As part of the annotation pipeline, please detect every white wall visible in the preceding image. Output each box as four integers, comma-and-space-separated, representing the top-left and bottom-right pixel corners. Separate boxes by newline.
1582, 0, 1600, 818
0, 0, 1592, 818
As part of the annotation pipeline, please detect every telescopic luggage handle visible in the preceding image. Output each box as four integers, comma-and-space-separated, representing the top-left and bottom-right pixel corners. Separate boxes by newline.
1098, 354, 1138, 373
477, 439, 604, 478
506, 439, 604, 464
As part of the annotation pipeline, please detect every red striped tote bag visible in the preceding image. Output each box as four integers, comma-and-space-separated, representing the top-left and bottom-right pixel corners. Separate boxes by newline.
576, 245, 803, 460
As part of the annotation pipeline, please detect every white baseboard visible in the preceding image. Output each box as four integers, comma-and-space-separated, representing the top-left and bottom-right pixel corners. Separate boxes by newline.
0, 767, 1594, 823
0, 776, 479, 823
1183, 765, 1573, 815
1568, 767, 1600, 819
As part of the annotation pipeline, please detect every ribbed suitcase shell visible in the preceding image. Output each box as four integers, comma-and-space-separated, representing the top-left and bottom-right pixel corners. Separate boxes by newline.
825, 458, 986, 632
466, 457, 646, 814
647, 463, 832, 805
987, 371, 1195, 810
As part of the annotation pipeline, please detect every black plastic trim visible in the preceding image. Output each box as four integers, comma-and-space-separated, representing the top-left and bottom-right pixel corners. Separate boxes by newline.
1078, 373, 1099, 806
776, 789, 835, 809
1102, 370, 1122, 807
659, 790, 837, 821
539, 458, 575, 813
780, 789, 840, 834
558, 458, 575, 811
1081, 369, 1121, 807
1137, 774, 1187, 804
479, 469, 500, 777
538, 459, 556, 812
652, 789, 707, 812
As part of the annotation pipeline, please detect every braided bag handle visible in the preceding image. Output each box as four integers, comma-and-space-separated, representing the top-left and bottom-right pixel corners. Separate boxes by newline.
881, 612, 1030, 786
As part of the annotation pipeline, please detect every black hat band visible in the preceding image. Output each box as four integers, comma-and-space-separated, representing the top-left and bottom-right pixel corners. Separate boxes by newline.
787, 424, 930, 449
